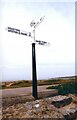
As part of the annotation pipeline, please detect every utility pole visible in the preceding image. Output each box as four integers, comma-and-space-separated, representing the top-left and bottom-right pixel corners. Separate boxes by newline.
6, 16, 50, 99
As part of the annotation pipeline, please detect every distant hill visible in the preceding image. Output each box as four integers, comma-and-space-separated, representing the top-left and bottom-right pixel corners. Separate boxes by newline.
49, 76, 76, 80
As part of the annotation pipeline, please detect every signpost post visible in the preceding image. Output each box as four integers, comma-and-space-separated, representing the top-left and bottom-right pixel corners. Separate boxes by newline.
30, 16, 48, 99
32, 42, 37, 99
6, 16, 50, 99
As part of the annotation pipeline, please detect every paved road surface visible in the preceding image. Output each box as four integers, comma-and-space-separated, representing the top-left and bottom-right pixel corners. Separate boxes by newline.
0, 85, 57, 98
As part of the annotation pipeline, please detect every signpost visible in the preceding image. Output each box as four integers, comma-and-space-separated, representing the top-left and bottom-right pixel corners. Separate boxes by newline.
6, 16, 50, 99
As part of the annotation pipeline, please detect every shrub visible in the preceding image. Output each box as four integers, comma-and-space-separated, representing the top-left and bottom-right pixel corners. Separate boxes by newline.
47, 81, 77, 95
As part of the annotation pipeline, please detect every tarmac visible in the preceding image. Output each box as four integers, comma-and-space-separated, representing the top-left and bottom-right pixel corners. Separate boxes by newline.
0, 85, 58, 98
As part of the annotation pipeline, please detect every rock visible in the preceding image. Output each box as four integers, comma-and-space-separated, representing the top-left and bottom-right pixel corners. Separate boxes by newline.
59, 103, 77, 120
24, 102, 32, 110
51, 95, 72, 108
23, 97, 64, 118
34, 103, 40, 108
68, 94, 77, 103
2, 94, 77, 119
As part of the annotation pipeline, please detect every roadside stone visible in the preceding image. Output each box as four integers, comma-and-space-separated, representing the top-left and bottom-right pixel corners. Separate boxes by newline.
51, 95, 72, 108
68, 94, 77, 103
2, 94, 77, 119
59, 103, 77, 119
34, 103, 40, 108
24, 102, 32, 110
23, 97, 64, 118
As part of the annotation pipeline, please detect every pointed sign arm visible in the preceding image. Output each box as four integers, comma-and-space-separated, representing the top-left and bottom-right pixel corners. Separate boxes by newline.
34, 16, 45, 29
6, 27, 31, 37
35, 40, 50, 46
30, 16, 45, 29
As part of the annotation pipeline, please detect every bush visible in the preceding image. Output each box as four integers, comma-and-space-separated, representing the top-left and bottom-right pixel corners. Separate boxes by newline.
2, 85, 6, 88
47, 81, 77, 95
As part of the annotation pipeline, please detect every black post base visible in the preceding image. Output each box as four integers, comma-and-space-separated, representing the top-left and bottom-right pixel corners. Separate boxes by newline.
32, 43, 38, 99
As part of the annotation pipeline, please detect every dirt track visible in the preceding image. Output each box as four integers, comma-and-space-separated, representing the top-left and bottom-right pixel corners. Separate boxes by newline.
0, 85, 58, 98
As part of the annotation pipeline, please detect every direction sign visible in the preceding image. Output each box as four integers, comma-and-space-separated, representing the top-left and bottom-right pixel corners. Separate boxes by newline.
30, 16, 45, 29
7, 27, 31, 37
35, 40, 50, 46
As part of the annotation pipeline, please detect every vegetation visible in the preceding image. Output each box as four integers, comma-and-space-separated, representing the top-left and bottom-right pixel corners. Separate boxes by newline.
2, 80, 32, 89
1, 76, 76, 89
47, 81, 77, 95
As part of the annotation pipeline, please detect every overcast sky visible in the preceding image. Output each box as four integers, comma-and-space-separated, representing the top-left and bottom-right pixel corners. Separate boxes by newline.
0, 0, 75, 81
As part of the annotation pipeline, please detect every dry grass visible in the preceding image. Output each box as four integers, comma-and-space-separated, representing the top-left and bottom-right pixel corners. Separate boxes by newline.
1, 76, 76, 89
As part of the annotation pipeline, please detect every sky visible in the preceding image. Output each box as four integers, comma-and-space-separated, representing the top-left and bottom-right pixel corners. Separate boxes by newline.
0, 0, 75, 81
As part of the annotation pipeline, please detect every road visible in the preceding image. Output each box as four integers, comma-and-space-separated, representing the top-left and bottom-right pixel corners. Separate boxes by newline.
0, 85, 58, 98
